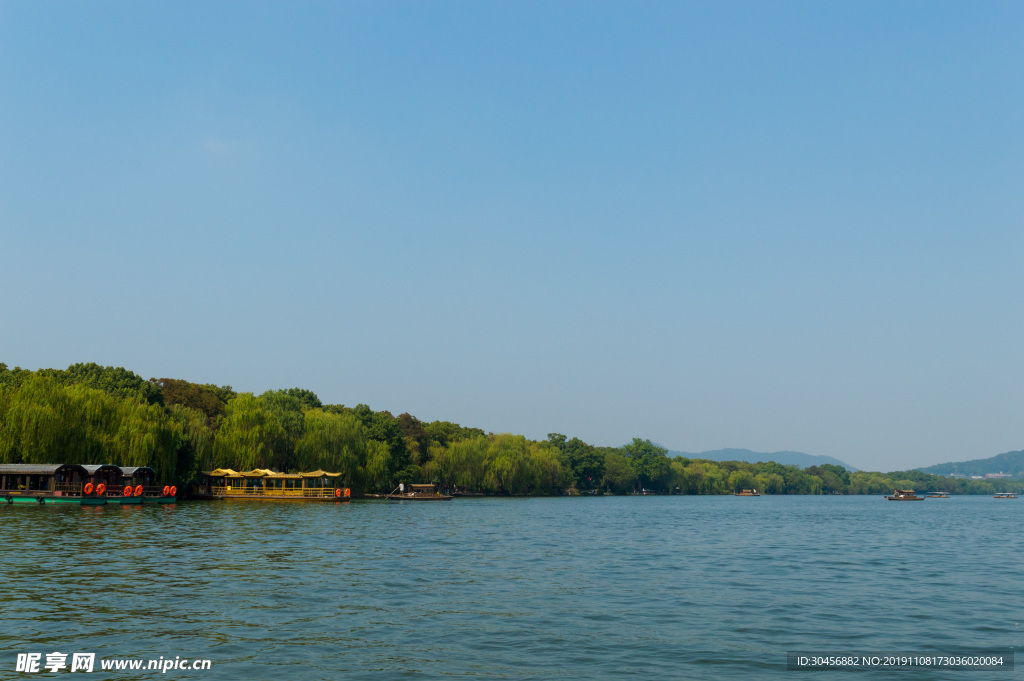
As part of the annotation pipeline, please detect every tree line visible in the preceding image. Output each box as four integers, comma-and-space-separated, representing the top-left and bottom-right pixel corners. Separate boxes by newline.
1, 363, 1022, 495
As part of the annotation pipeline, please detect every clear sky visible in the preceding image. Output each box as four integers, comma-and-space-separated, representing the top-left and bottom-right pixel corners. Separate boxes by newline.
1, 1, 1021, 472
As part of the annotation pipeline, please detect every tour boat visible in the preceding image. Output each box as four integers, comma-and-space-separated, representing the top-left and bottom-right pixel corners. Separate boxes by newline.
385, 483, 453, 501
885, 489, 924, 501
733, 489, 760, 496
993, 492, 1018, 499
0, 463, 178, 505
194, 468, 350, 501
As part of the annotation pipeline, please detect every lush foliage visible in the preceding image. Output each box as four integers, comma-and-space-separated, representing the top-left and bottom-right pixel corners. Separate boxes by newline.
1, 362, 1022, 496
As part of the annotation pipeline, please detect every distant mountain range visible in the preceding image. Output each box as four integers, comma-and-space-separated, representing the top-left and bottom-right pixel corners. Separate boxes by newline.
917, 450, 1024, 478
665, 448, 859, 472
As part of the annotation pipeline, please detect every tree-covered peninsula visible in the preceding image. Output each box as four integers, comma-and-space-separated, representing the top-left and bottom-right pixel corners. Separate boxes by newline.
1, 363, 1021, 496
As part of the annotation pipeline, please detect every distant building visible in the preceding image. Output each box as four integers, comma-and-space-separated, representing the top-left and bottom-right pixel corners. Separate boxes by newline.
984, 472, 1012, 479
971, 476, 984, 480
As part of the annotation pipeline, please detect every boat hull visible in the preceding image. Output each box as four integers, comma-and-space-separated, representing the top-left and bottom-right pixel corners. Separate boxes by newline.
3, 494, 177, 505
191, 493, 350, 502
384, 494, 453, 501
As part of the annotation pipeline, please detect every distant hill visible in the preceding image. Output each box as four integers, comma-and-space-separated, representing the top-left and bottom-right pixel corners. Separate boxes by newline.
917, 450, 1024, 478
666, 448, 859, 472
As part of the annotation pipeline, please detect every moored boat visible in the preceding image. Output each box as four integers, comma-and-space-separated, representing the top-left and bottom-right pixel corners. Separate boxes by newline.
925, 492, 949, 498
733, 489, 760, 496
0, 464, 178, 505
993, 492, 1018, 499
193, 468, 351, 501
385, 483, 453, 501
885, 489, 924, 501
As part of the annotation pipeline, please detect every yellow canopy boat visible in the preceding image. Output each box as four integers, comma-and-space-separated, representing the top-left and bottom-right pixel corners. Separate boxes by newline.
195, 469, 351, 501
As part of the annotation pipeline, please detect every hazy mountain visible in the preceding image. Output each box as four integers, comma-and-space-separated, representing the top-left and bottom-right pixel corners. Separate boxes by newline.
917, 450, 1024, 478
666, 448, 859, 472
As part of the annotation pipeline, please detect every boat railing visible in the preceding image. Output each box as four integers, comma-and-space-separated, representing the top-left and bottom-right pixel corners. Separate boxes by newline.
211, 486, 339, 498
55, 482, 83, 494
99, 485, 171, 497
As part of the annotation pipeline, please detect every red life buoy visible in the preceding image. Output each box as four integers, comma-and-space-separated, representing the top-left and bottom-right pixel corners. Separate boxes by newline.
84, 482, 94, 495
134, 484, 143, 497
169, 486, 177, 497
344, 488, 351, 498
335, 488, 342, 498
123, 486, 133, 497
96, 483, 106, 496
162, 485, 170, 496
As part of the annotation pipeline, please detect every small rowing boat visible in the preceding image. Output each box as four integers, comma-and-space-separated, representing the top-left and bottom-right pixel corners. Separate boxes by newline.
385, 483, 453, 501
885, 489, 924, 501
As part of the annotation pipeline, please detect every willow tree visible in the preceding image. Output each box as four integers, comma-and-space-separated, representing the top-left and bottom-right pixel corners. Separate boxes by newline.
295, 409, 365, 484
446, 435, 489, 491
115, 400, 177, 474
258, 391, 306, 472
531, 441, 571, 494
168, 403, 216, 479
485, 434, 535, 495
214, 393, 281, 471
0, 375, 75, 463
363, 440, 392, 491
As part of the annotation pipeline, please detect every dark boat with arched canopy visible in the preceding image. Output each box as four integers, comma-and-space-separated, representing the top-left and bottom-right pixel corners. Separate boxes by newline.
0, 463, 178, 505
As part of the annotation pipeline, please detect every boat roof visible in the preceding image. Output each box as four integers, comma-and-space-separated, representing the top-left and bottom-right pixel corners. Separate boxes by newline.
81, 464, 123, 475
0, 463, 90, 476
204, 468, 342, 479
120, 466, 156, 477
407, 483, 437, 490
205, 468, 244, 478
298, 470, 342, 478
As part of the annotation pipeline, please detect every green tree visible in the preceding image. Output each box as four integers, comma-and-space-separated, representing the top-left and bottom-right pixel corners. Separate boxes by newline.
485, 434, 536, 495
46, 362, 164, 405
154, 378, 235, 419
621, 438, 670, 492
258, 390, 306, 471
283, 387, 322, 410
295, 409, 365, 486
602, 450, 634, 494
213, 394, 282, 471
728, 469, 756, 493
552, 436, 607, 491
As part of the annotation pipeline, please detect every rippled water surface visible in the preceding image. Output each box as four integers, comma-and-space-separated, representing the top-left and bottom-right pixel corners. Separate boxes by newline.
2, 496, 1020, 679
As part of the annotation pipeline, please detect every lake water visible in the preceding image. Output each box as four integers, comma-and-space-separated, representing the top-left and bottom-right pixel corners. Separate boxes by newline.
2, 496, 1020, 679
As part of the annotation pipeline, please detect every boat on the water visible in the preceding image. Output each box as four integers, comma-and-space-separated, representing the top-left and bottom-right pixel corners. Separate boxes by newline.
925, 492, 949, 498
733, 489, 760, 496
193, 469, 350, 501
885, 489, 924, 501
994, 492, 1018, 499
0, 464, 178, 505
385, 483, 453, 501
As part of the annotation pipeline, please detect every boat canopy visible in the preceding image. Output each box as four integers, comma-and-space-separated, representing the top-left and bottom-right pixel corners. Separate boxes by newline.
407, 484, 438, 490
0, 463, 90, 477
120, 466, 156, 478
81, 464, 123, 476
204, 468, 342, 479
0, 464, 61, 476
205, 469, 244, 478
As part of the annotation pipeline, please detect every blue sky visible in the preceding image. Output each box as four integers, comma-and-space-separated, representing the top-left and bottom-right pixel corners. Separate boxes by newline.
1, 1, 1022, 472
